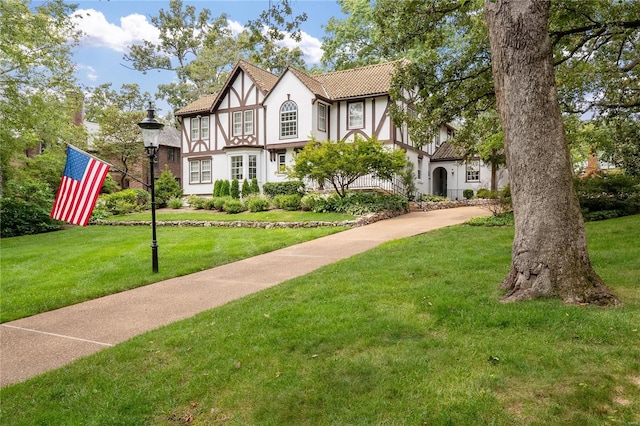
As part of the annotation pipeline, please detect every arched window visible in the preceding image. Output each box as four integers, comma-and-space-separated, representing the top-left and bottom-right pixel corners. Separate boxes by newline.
280, 100, 297, 138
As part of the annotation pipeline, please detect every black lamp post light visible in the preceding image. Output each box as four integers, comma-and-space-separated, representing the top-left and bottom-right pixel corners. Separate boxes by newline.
138, 102, 164, 273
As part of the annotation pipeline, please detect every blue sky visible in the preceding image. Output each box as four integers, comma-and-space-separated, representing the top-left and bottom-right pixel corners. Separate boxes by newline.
65, 0, 344, 114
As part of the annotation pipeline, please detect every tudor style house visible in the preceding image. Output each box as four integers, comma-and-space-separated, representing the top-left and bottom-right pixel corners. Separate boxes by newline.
175, 60, 507, 199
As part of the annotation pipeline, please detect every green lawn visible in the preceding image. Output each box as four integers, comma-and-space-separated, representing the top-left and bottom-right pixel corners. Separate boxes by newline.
0, 225, 347, 322
1, 215, 638, 425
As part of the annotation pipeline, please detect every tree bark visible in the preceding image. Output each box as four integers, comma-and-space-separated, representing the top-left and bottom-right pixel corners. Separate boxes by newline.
484, 0, 619, 305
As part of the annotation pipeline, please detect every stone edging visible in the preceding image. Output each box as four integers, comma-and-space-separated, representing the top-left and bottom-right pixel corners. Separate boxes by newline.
92, 209, 404, 229
419, 199, 495, 211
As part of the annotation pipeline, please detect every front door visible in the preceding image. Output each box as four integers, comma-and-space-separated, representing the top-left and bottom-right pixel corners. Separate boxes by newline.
433, 167, 448, 197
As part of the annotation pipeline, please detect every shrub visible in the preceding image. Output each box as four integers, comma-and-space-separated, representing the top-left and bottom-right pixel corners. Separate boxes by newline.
575, 173, 640, 220
301, 193, 331, 212
241, 179, 251, 198
273, 194, 302, 211
476, 188, 495, 199
203, 197, 218, 210
220, 180, 231, 197
100, 175, 120, 194
0, 180, 60, 238
230, 179, 240, 199
336, 192, 408, 215
250, 178, 260, 195
222, 199, 244, 214
463, 189, 474, 199
187, 195, 206, 209
301, 192, 408, 215
154, 169, 183, 207
213, 180, 223, 197
167, 198, 183, 209
420, 194, 449, 202
263, 180, 305, 197
245, 195, 271, 212
102, 189, 150, 215
213, 196, 232, 211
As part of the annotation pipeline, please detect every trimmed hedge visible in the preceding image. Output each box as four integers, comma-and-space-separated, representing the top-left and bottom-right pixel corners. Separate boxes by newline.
575, 173, 640, 221
262, 180, 305, 197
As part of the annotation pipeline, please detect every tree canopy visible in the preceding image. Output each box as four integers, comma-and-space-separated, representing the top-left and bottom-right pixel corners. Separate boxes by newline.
123, 0, 309, 111
290, 136, 407, 198
318, 0, 639, 174
369, 0, 640, 174
0, 0, 83, 190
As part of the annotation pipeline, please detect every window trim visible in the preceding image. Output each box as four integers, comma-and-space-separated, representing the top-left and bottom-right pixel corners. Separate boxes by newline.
244, 110, 254, 135
232, 111, 242, 136
248, 154, 257, 180
280, 100, 298, 139
200, 116, 209, 140
189, 159, 212, 184
277, 153, 286, 174
466, 160, 480, 183
190, 117, 200, 140
230, 155, 243, 180
348, 101, 364, 129
317, 103, 327, 132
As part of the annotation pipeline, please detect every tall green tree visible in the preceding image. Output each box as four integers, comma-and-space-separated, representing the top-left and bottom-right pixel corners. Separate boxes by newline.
321, 0, 387, 70
86, 84, 151, 188
0, 0, 81, 192
374, 0, 639, 172
484, 0, 618, 305
290, 136, 407, 198
124, 0, 310, 110
239, 0, 308, 73
123, 0, 238, 111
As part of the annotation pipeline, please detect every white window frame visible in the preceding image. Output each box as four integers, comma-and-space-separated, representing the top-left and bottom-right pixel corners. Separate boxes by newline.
466, 160, 480, 182
232, 112, 242, 136
277, 153, 286, 174
348, 101, 364, 129
244, 110, 254, 135
248, 154, 257, 180
231, 155, 243, 180
417, 158, 423, 180
280, 101, 298, 138
189, 159, 212, 184
200, 117, 209, 140
190, 117, 200, 140
317, 103, 327, 132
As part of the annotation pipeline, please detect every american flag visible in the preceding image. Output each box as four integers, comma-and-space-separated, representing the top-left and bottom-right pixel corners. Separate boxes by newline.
51, 146, 110, 226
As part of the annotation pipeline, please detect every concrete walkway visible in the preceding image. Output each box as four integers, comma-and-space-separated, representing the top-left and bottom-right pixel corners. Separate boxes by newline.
0, 206, 489, 387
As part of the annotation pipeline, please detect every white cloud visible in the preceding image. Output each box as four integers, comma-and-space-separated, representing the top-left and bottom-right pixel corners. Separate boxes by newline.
77, 64, 98, 81
227, 20, 246, 37
227, 20, 323, 64
71, 9, 160, 53
286, 30, 324, 64
71, 11, 323, 65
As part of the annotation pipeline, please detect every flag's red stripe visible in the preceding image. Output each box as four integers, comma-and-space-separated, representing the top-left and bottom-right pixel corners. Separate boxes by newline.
51, 151, 110, 226
72, 160, 109, 226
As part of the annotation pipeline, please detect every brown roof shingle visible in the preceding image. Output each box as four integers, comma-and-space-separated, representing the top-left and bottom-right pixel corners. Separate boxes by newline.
238, 59, 279, 93
175, 93, 218, 116
315, 61, 403, 100
431, 142, 464, 161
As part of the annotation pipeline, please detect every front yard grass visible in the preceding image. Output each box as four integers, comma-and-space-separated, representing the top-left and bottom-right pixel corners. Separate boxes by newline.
1, 215, 638, 424
0, 225, 346, 323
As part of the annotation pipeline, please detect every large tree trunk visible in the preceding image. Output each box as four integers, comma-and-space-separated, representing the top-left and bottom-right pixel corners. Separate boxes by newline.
484, 0, 619, 305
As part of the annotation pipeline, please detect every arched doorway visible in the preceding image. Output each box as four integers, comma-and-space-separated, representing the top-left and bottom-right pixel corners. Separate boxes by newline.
433, 167, 448, 197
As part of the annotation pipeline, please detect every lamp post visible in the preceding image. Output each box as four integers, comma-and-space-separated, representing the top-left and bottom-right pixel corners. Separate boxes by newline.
138, 103, 164, 273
